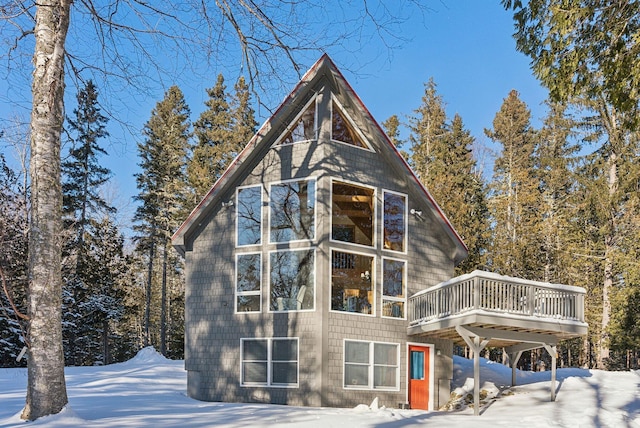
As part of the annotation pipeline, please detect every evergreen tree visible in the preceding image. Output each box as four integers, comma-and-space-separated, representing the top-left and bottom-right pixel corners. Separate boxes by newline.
230, 76, 258, 153
408, 78, 448, 180
61, 80, 117, 365
485, 90, 542, 278
0, 154, 29, 367
408, 80, 489, 274
382, 115, 409, 160
441, 114, 490, 274
188, 74, 234, 204
134, 85, 191, 356
503, 0, 640, 369
536, 102, 579, 284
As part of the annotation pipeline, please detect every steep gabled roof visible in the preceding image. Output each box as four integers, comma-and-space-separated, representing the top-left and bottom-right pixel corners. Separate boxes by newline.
172, 54, 468, 263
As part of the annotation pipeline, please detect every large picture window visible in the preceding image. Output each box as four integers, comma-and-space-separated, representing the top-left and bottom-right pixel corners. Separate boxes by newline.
383, 191, 407, 252
236, 185, 262, 246
270, 249, 315, 311
382, 258, 406, 319
236, 253, 261, 313
241, 338, 299, 387
331, 250, 374, 315
331, 181, 375, 247
270, 179, 316, 243
344, 340, 399, 390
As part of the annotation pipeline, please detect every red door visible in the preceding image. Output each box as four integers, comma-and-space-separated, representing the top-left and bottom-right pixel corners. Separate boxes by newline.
408, 345, 430, 410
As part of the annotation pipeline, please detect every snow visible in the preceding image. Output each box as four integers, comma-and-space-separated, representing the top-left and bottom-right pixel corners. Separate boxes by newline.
1, 348, 639, 427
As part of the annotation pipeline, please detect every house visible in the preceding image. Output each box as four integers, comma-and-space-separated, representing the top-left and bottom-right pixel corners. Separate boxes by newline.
172, 54, 587, 412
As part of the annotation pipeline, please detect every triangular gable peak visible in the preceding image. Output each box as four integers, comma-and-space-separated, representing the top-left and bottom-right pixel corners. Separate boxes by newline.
172, 54, 467, 262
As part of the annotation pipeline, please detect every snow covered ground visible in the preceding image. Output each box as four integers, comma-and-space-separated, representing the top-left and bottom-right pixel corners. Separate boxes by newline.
1, 347, 638, 427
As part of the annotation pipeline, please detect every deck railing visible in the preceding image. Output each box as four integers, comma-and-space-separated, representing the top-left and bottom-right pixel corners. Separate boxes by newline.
408, 271, 585, 326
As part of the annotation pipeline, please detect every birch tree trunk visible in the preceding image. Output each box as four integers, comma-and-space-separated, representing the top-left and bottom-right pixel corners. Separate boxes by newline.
22, 0, 71, 420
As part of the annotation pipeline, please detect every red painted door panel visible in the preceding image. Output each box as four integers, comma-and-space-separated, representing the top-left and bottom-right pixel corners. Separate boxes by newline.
408, 345, 430, 410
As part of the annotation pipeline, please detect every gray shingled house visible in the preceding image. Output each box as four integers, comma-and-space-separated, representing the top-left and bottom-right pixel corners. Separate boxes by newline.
172, 54, 587, 412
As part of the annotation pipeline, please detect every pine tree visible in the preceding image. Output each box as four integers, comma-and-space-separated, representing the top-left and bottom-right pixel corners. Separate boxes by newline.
188, 74, 234, 204
409, 78, 448, 181
408, 80, 489, 274
485, 90, 542, 278
382, 115, 409, 160
0, 154, 29, 367
536, 102, 579, 284
442, 114, 490, 274
230, 76, 257, 153
61, 80, 116, 365
134, 85, 191, 356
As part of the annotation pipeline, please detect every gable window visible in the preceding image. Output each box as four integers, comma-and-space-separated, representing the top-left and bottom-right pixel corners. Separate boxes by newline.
382, 258, 406, 319
331, 99, 368, 149
344, 340, 399, 390
270, 178, 316, 243
331, 250, 374, 315
237, 185, 262, 246
383, 190, 407, 252
236, 253, 261, 313
278, 98, 316, 145
241, 338, 299, 387
270, 249, 315, 311
331, 181, 375, 247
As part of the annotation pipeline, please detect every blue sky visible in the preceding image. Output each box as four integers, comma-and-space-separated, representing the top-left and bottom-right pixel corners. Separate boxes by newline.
1, 1, 549, 233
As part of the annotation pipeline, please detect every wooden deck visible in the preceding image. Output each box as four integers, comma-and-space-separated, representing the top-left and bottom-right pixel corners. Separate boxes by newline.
408, 270, 588, 347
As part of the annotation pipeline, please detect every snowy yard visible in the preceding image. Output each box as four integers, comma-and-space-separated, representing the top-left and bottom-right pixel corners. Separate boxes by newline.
1, 348, 638, 427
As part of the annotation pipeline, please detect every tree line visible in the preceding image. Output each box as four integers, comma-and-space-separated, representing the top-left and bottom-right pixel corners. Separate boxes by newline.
0, 74, 257, 367
3, 66, 638, 372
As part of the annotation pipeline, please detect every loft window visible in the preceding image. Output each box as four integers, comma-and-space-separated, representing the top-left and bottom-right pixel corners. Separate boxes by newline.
236, 253, 261, 313
269, 178, 316, 243
331, 250, 374, 315
344, 340, 399, 390
331, 181, 375, 247
383, 191, 407, 252
278, 98, 316, 145
382, 258, 406, 319
270, 249, 315, 311
236, 185, 262, 246
331, 99, 368, 149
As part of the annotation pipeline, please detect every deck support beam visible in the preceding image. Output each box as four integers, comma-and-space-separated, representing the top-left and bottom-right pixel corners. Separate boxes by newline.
455, 325, 560, 414
455, 326, 489, 416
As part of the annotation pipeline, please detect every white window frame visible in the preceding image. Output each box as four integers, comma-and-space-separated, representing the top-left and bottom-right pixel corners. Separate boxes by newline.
268, 248, 316, 313
240, 338, 299, 388
235, 252, 262, 314
330, 177, 377, 250
381, 189, 408, 254
329, 248, 376, 317
343, 339, 400, 391
236, 184, 263, 248
273, 95, 318, 146
330, 96, 374, 152
268, 177, 317, 244
381, 257, 407, 320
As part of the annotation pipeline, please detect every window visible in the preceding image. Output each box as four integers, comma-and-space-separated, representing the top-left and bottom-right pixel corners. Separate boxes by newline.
278, 98, 316, 145
270, 249, 315, 311
236, 253, 261, 313
383, 191, 407, 252
331, 250, 374, 315
241, 338, 299, 387
331, 181, 375, 247
344, 340, 399, 390
237, 185, 262, 246
331, 99, 368, 149
382, 258, 406, 319
270, 179, 316, 243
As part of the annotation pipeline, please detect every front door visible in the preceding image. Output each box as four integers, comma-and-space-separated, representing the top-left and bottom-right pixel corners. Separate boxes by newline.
408, 345, 430, 410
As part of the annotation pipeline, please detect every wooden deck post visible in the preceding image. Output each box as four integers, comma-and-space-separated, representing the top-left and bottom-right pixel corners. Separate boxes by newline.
543, 344, 558, 401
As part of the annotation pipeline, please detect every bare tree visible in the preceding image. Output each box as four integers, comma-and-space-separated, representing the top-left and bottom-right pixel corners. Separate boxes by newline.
1, 0, 427, 420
